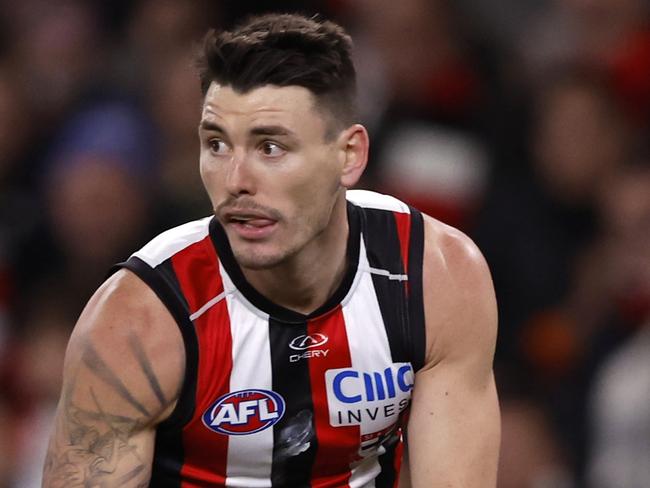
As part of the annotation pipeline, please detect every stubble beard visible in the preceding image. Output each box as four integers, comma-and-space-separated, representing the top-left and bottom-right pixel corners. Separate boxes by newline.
230, 224, 305, 271
227, 190, 342, 272
231, 245, 294, 270
232, 213, 326, 272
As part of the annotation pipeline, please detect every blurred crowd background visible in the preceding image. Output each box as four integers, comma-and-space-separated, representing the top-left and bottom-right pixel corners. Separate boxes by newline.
0, 0, 648, 486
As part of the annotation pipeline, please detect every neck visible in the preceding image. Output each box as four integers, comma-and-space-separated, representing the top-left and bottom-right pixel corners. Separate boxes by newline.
240, 196, 350, 315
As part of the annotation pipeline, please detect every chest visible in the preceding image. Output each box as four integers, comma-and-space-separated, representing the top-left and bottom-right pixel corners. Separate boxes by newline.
212, 270, 411, 420
184, 270, 413, 485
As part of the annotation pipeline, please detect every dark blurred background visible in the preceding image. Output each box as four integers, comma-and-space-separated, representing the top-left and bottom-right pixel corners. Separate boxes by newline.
0, 1, 648, 486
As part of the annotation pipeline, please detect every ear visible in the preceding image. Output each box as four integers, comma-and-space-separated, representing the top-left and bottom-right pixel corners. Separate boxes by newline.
337, 124, 369, 188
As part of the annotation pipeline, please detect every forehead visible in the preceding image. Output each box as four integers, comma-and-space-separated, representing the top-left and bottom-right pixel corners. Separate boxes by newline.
201, 83, 327, 135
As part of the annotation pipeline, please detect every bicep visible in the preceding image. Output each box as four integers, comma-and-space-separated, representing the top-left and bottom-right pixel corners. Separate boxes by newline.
44, 388, 155, 487
405, 217, 500, 487
406, 361, 500, 487
43, 271, 184, 488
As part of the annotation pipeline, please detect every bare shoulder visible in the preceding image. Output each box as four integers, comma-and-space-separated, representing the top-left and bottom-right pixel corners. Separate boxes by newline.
420, 214, 497, 369
404, 220, 500, 487
43, 269, 184, 487
66, 268, 185, 411
421, 214, 493, 292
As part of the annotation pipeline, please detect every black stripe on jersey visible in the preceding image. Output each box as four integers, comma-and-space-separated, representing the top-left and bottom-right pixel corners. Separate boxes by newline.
268, 318, 317, 487
375, 433, 401, 488
110, 257, 190, 327
111, 257, 199, 488
406, 208, 426, 372
359, 207, 410, 364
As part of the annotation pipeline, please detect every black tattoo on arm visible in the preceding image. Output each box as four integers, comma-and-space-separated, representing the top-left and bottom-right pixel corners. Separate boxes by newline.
127, 331, 167, 408
82, 342, 151, 417
43, 333, 173, 487
116, 464, 148, 485
43, 386, 151, 487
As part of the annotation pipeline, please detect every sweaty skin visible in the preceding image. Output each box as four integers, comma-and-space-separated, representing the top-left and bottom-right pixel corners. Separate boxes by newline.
43, 84, 499, 487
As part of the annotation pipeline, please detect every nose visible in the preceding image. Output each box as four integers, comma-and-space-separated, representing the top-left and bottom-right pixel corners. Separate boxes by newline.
225, 149, 256, 197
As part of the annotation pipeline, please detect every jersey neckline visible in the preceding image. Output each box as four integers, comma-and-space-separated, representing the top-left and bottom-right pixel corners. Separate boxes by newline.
208, 201, 361, 324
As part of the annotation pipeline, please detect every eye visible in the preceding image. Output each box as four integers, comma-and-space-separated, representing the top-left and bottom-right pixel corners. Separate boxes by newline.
208, 138, 230, 155
259, 141, 286, 158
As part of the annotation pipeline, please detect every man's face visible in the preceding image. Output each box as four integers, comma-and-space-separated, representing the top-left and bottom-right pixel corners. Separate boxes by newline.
199, 83, 345, 270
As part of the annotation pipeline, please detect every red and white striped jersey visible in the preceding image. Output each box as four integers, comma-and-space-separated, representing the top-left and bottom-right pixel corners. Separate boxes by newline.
117, 190, 426, 488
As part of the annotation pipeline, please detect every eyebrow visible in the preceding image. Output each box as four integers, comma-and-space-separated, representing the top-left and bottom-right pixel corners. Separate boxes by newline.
199, 120, 225, 132
199, 120, 296, 139
250, 125, 297, 138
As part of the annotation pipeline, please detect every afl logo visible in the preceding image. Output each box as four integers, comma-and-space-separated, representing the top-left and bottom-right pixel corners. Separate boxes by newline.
289, 333, 328, 350
202, 389, 285, 436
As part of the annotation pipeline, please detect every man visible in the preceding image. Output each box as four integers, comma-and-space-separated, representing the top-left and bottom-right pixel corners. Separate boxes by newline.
43, 13, 499, 488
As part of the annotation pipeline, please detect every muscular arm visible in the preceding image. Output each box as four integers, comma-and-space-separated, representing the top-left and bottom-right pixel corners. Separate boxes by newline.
43, 270, 184, 488
406, 216, 500, 487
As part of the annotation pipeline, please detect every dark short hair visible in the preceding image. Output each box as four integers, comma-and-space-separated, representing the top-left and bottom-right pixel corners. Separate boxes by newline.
198, 13, 357, 136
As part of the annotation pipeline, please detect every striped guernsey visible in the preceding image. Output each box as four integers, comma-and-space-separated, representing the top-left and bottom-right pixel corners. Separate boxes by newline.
115, 190, 426, 488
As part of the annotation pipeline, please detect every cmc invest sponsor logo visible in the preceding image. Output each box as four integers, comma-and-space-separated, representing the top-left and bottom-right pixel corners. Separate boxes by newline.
289, 333, 328, 350
203, 389, 285, 436
325, 363, 414, 428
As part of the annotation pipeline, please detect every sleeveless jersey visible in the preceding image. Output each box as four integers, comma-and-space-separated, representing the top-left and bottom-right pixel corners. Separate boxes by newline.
117, 190, 426, 488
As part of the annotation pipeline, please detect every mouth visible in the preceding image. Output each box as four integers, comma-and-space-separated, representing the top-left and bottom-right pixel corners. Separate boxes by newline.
222, 210, 279, 240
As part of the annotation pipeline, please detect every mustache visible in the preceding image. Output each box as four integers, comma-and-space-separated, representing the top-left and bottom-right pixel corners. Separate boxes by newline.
214, 197, 283, 220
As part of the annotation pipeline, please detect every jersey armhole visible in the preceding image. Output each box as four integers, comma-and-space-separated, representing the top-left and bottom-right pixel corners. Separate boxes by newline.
406, 208, 426, 372
110, 257, 198, 430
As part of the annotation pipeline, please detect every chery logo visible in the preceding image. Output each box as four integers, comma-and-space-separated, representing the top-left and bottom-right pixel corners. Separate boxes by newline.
289, 333, 328, 351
